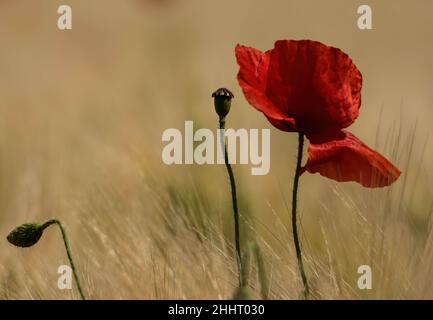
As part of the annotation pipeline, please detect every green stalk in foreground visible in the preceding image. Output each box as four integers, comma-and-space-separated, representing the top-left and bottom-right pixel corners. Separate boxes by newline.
212, 87, 243, 288
7, 218, 86, 300
291, 132, 309, 299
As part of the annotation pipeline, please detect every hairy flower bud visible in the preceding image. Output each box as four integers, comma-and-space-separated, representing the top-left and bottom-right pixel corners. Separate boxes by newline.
212, 87, 234, 120
7, 223, 45, 248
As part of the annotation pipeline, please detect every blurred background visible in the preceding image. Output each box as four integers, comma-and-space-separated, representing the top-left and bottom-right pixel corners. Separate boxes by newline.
0, 0, 432, 299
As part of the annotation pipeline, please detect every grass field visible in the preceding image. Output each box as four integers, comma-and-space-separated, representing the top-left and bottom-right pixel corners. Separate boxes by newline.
1, 0, 432, 299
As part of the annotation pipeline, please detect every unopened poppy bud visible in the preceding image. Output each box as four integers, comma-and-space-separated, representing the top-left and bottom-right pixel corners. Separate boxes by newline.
7, 223, 45, 248
212, 88, 234, 120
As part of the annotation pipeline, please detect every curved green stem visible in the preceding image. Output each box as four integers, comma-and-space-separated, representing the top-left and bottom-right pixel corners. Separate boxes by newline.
219, 118, 243, 287
291, 133, 309, 299
42, 219, 86, 300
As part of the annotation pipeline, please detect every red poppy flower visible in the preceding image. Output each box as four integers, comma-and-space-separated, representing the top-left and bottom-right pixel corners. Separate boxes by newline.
235, 40, 401, 187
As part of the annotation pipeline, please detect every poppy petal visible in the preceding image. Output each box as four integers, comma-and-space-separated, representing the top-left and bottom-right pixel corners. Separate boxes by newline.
265, 40, 363, 134
303, 130, 401, 187
235, 44, 297, 131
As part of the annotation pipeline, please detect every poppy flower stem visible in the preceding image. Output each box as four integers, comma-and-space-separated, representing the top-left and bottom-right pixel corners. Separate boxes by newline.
42, 219, 86, 300
219, 118, 243, 288
291, 132, 309, 299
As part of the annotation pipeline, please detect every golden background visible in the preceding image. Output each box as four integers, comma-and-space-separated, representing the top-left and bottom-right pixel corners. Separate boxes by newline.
0, 0, 432, 299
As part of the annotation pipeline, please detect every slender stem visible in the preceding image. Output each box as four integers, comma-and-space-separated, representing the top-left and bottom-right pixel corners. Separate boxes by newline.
291, 132, 309, 299
42, 219, 86, 300
219, 118, 243, 287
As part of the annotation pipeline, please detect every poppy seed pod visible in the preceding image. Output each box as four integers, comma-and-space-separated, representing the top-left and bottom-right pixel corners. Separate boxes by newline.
7, 223, 45, 248
212, 88, 234, 120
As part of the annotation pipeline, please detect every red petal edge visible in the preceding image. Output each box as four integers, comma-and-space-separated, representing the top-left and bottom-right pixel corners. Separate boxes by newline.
303, 131, 401, 188
235, 44, 297, 131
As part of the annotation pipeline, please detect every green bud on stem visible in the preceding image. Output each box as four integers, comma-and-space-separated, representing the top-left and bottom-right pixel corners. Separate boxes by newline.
212, 87, 234, 121
7, 223, 46, 248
